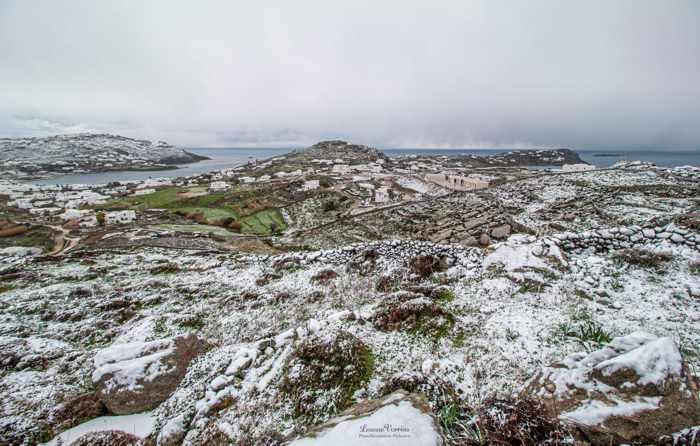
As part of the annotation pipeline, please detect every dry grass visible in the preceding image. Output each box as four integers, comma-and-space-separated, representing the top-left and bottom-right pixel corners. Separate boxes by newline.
459, 398, 572, 446
613, 248, 672, 269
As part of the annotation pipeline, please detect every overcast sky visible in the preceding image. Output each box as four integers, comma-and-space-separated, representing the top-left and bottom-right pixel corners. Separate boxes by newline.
1, 1, 698, 149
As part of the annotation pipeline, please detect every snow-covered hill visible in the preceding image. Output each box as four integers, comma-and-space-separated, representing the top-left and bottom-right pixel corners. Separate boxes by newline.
0, 134, 206, 179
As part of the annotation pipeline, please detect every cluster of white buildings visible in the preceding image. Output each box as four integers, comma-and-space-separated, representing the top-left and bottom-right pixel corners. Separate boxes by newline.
562, 163, 595, 172
208, 181, 231, 192
0, 180, 138, 228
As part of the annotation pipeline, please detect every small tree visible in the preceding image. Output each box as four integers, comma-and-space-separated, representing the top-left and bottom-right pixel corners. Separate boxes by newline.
319, 176, 332, 188
96, 211, 106, 226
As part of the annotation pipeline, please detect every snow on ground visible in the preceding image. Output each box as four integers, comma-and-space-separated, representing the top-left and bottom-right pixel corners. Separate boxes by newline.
290, 399, 440, 445
0, 166, 698, 444
1, 231, 698, 443
40, 411, 154, 446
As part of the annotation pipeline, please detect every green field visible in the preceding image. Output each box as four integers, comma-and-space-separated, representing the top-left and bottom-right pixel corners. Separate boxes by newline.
105, 187, 287, 236
104, 187, 239, 220
240, 209, 287, 235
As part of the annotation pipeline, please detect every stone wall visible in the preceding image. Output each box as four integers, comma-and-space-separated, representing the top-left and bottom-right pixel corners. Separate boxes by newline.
551, 223, 697, 252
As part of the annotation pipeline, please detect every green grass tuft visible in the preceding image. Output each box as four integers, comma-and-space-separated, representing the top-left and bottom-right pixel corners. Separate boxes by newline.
435, 288, 455, 302
553, 309, 612, 350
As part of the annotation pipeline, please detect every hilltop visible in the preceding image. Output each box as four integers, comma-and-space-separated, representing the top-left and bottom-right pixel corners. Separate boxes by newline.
289, 140, 388, 163
0, 134, 208, 180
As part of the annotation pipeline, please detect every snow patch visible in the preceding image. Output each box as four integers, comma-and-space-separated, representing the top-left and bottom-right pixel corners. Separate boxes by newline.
40, 411, 154, 446
289, 400, 440, 445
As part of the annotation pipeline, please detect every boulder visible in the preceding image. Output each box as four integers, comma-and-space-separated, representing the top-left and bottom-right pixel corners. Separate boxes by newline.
49, 393, 106, 434
457, 235, 479, 247
287, 390, 442, 445
490, 224, 511, 239
280, 330, 374, 422
69, 430, 140, 446
479, 233, 491, 246
92, 334, 207, 415
522, 332, 700, 445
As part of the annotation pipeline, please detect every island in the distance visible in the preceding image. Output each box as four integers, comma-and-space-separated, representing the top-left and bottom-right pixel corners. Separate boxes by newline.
0, 133, 590, 181
0, 133, 209, 180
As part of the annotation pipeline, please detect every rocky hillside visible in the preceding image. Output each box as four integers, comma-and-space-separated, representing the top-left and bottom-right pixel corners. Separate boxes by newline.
488, 148, 586, 166
0, 134, 207, 179
290, 140, 388, 163
1, 207, 699, 444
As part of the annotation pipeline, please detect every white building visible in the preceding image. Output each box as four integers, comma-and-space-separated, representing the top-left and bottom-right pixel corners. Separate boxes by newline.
209, 181, 231, 192
29, 207, 61, 215
302, 180, 320, 191
277, 169, 303, 178
105, 210, 137, 225
132, 188, 156, 196
9, 199, 33, 209
374, 186, 390, 203
239, 176, 256, 184
332, 164, 350, 174
141, 178, 173, 188
562, 163, 595, 172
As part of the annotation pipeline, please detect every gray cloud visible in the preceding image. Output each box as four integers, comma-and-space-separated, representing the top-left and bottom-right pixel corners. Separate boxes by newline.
1, 0, 698, 149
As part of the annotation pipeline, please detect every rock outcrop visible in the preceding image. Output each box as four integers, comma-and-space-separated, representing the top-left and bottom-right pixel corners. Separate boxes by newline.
280, 329, 374, 421
295, 140, 387, 163
522, 332, 700, 445
92, 334, 207, 415
69, 430, 140, 446
287, 390, 442, 445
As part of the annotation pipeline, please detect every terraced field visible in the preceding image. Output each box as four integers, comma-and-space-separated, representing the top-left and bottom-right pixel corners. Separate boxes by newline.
102, 186, 287, 235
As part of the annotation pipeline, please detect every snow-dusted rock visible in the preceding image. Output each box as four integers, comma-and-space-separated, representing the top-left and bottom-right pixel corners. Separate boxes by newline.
522, 332, 700, 444
287, 390, 442, 445
42, 412, 155, 446
67, 430, 140, 446
92, 334, 207, 415
484, 234, 567, 273
490, 224, 512, 239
